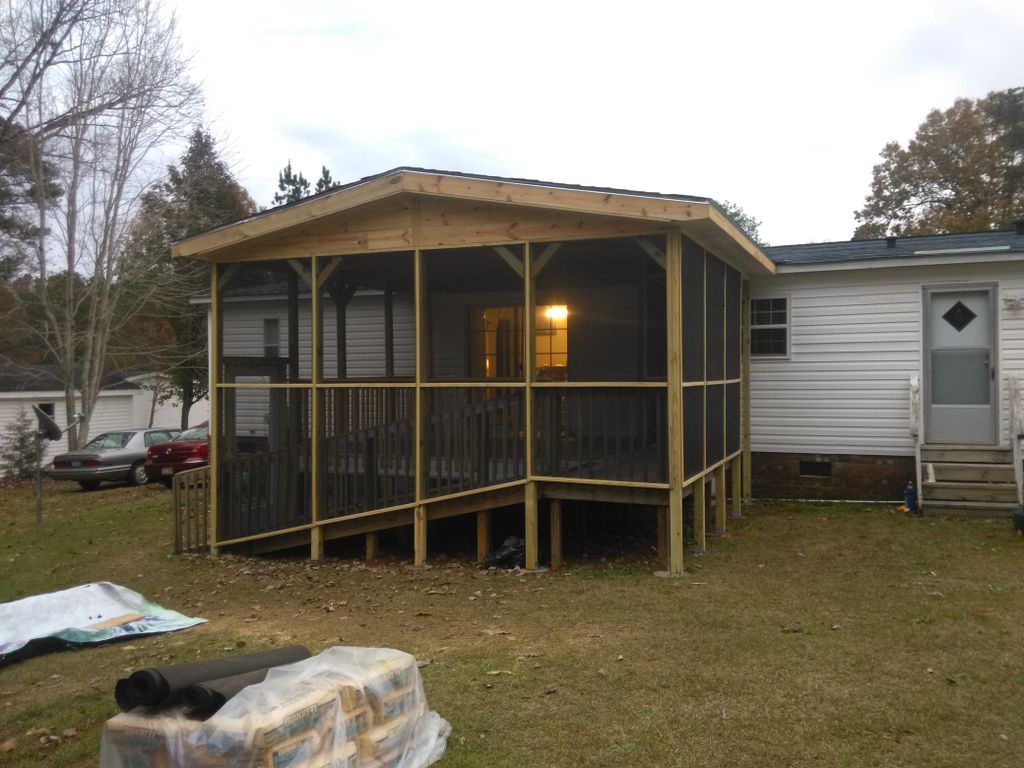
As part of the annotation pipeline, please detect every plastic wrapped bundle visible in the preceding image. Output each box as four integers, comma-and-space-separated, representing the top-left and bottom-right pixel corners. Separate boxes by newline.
100, 646, 450, 768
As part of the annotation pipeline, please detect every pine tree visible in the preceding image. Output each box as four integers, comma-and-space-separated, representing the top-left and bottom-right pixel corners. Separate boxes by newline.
272, 161, 311, 205
121, 128, 256, 428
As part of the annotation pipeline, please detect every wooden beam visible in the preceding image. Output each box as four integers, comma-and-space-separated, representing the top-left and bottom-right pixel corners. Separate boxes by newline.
414, 505, 427, 566
741, 278, 752, 499
317, 256, 342, 287
550, 499, 563, 570
668, 490, 684, 575
525, 481, 538, 570
730, 454, 742, 518
476, 510, 490, 563
310, 257, 322, 561
634, 237, 666, 270
173, 173, 410, 257
209, 265, 220, 556
366, 531, 379, 562
401, 170, 706, 228
525, 243, 534, 477
287, 258, 313, 286
666, 228, 684, 575
715, 464, 727, 532
656, 506, 668, 568
532, 242, 561, 275
693, 477, 706, 552
494, 246, 524, 277
216, 263, 239, 292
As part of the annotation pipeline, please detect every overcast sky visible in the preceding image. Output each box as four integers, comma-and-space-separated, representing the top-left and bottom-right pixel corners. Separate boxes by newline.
170, 0, 1023, 246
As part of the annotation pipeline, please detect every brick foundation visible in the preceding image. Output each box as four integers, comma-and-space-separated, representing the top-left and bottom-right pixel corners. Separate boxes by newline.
751, 452, 915, 501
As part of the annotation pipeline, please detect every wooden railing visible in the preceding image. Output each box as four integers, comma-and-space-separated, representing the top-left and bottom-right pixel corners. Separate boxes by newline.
321, 418, 415, 518
218, 442, 312, 540
1010, 374, 1023, 508
534, 387, 667, 483
424, 389, 525, 497
172, 466, 210, 554
909, 374, 924, 508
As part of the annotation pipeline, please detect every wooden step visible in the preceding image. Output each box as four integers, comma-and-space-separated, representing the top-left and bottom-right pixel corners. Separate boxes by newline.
920, 446, 1012, 464
921, 500, 1019, 519
928, 462, 1016, 483
923, 481, 1018, 503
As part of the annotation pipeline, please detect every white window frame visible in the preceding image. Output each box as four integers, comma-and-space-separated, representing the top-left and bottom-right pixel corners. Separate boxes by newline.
750, 296, 790, 358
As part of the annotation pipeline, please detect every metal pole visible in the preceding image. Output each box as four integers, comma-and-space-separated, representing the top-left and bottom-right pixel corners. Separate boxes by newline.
35, 433, 43, 527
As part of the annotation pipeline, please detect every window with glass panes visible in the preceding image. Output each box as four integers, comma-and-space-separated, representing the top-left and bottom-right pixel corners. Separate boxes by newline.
750, 297, 787, 356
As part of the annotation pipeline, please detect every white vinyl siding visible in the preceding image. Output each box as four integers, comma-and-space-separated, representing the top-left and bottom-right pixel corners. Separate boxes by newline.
220, 292, 415, 380
751, 260, 1024, 456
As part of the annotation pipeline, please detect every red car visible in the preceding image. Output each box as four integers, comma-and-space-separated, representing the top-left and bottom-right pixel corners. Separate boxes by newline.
145, 424, 209, 486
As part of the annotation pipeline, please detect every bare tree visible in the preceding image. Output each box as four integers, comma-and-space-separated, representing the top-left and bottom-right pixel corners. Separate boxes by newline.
2, 0, 201, 447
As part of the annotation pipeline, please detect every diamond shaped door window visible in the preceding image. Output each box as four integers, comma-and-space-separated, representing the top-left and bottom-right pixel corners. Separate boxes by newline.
942, 301, 976, 332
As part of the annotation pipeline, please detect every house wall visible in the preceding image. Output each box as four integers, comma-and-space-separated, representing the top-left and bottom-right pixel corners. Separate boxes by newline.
749, 260, 1024, 498
220, 293, 415, 379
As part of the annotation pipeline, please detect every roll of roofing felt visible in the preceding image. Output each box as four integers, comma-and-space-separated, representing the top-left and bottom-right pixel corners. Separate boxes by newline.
117, 645, 310, 710
182, 667, 270, 718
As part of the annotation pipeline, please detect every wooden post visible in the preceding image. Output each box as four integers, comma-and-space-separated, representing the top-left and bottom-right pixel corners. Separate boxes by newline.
656, 506, 668, 568
730, 455, 742, 518
208, 264, 220, 556
665, 228, 685, 575
693, 480, 706, 552
310, 257, 323, 561
366, 531, 379, 562
475, 509, 490, 563
550, 499, 563, 570
525, 481, 538, 570
715, 463, 727, 532
414, 505, 427, 566
741, 278, 752, 499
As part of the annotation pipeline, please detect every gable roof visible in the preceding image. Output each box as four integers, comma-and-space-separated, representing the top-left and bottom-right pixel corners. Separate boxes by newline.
0, 364, 139, 393
172, 167, 775, 276
766, 228, 1024, 270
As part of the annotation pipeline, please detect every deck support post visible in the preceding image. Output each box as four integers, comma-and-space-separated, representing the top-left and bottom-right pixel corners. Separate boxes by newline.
741, 278, 752, 499
665, 227, 685, 576
656, 506, 668, 568
693, 480, 706, 552
525, 481, 539, 570
366, 531, 379, 562
715, 464, 727, 532
414, 505, 427, 566
475, 510, 490, 563
730, 455, 742, 518
310, 526, 324, 561
550, 500, 563, 570
668, 491, 684, 575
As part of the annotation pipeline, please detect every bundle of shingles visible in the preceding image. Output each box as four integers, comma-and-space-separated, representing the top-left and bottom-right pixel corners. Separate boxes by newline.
114, 645, 311, 719
100, 645, 450, 768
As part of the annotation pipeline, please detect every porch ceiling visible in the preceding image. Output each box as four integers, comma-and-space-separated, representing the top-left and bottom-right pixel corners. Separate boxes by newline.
172, 168, 776, 277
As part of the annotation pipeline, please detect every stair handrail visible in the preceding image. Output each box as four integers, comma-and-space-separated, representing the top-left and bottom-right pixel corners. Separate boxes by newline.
909, 374, 924, 509
1010, 373, 1023, 508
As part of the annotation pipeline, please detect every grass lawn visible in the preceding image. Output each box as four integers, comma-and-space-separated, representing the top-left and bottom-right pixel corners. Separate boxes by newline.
1, 480, 1024, 767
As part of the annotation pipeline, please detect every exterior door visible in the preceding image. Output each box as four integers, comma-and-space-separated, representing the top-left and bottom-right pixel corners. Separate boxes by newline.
924, 287, 997, 444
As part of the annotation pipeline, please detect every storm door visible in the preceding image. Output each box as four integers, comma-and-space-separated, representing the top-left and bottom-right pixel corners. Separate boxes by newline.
924, 287, 997, 444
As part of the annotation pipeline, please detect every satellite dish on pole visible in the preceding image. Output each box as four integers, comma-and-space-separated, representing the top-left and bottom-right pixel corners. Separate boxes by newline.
30, 407, 84, 527
32, 405, 62, 441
